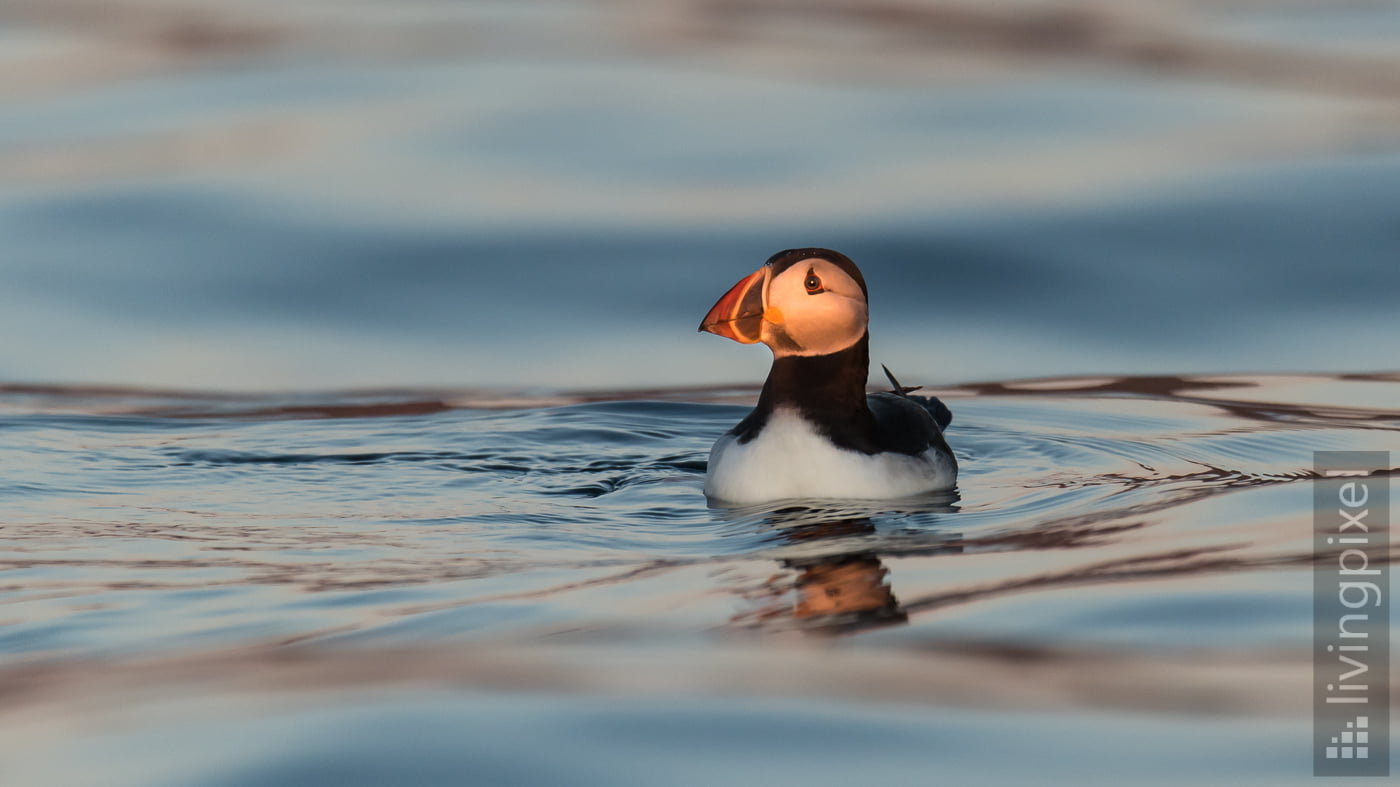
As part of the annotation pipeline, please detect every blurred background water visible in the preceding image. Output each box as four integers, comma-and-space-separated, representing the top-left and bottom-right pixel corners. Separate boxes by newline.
3, 0, 1399, 389
1, 1, 1398, 785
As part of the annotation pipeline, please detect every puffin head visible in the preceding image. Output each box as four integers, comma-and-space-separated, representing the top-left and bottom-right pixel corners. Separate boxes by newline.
699, 248, 869, 357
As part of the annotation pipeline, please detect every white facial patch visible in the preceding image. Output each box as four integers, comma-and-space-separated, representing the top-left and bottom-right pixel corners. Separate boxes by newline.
761, 259, 869, 357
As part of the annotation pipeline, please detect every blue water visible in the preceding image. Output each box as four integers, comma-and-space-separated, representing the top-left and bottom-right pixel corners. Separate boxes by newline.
2, 1, 1399, 784
3, 374, 1397, 785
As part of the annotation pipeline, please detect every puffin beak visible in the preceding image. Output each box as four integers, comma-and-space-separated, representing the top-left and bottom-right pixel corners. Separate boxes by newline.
698, 268, 767, 344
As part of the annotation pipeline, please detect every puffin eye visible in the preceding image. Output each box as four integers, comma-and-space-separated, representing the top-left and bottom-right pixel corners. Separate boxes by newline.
804, 271, 824, 294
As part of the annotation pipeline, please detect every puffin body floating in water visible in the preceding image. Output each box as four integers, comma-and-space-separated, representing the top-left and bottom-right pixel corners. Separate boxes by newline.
698, 248, 957, 504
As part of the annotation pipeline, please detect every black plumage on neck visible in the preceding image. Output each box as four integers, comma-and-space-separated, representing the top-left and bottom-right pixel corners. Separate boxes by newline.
730, 332, 880, 454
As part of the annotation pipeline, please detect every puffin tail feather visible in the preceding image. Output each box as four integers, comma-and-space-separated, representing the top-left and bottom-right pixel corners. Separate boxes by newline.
880, 364, 952, 432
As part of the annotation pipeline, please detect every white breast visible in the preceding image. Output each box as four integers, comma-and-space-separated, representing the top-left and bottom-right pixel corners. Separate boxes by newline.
703, 408, 956, 505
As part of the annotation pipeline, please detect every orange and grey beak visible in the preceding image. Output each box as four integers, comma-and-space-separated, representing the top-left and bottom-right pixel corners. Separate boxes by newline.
698, 268, 767, 344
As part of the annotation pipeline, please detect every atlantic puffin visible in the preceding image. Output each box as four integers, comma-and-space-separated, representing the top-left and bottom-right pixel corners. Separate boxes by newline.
698, 248, 957, 504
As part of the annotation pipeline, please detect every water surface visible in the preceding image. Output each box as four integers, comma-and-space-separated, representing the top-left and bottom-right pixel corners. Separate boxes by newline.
2, 373, 1395, 785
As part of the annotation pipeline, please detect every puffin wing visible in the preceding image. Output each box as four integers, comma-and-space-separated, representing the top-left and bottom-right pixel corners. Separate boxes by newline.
908, 391, 952, 432
866, 391, 954, 457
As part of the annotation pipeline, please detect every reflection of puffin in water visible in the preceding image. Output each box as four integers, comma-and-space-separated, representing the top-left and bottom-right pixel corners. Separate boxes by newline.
782, 518, 906, 631
699, 249, 957, 505
736, 509, 961, 636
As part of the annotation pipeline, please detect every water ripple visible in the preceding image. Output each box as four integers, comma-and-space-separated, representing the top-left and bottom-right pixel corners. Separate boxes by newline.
1, 372, 1395, 658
